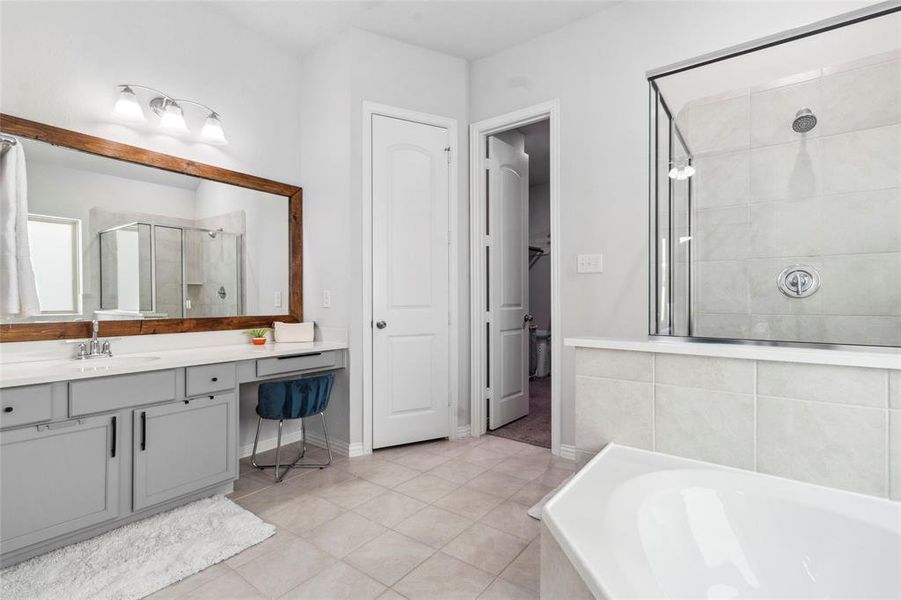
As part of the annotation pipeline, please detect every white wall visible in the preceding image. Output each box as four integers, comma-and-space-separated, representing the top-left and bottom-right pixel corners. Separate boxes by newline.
469, 0, 871, 447
299, 28, 469, 449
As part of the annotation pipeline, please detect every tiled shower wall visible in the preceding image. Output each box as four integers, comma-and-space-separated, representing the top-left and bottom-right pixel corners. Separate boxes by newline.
677, 52, 901, 346
574, 348, 900, 500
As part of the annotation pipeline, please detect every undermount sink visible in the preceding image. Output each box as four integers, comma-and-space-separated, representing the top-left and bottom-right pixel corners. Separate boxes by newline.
63, 355, 161, 372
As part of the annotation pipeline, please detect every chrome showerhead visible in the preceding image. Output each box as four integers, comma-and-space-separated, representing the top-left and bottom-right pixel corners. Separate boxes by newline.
792, 108, 817, 133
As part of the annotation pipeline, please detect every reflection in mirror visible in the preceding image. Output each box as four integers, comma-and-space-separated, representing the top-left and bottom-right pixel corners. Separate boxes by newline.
1, 137, 290, 324
649, 10, 901, 347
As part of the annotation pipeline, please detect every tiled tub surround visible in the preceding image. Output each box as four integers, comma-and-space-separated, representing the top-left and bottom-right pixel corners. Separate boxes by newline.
569, 339, 901, 499
676, 51, 901, 346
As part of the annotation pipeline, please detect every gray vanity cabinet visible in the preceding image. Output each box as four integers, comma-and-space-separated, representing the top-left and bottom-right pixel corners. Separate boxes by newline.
0, 415, 120, 554
132, 392, 237, 510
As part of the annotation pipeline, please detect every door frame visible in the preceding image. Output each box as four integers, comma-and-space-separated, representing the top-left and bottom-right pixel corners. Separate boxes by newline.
362, 101, 460, 455
469, 100, 562, 455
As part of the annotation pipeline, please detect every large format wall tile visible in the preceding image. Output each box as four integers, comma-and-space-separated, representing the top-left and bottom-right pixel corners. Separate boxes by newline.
575, 376, 652, 452
574, 348, 652, 382
891, 371, 901, 410
687, 93, 750, 156
820, 124, 901, 195
750, 76, 821, 148
654, 384, 754, 469
693, 151, 750, 209
750, 140, 821, 202
890, 411, 901, 501
820, 59, 901, 137
748, 199, 822, 258
695, 261, 749, 314
757, 396, 887, 496
655, 354, 754, 393
819, 188, 901, 256
820, 253, 901, 317
757, 361, 888, 408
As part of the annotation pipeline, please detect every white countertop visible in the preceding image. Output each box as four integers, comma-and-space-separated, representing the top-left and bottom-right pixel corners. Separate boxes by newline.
0, 341, 348, 388
564, 336, 901, 370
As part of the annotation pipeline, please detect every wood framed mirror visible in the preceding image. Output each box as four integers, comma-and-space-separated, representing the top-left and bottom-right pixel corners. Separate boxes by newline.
0, 114, 302, 342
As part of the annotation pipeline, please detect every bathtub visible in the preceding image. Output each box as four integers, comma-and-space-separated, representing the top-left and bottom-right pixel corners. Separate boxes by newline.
541, 444, 901, 599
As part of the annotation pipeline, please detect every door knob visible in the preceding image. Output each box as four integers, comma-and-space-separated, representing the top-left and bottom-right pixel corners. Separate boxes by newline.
376, 320, 387, 329
523, 314, 534, 323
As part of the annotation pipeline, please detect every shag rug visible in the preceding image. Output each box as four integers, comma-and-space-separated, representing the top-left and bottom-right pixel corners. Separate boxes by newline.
1, 495, 275, 600
488, 376, 552, 448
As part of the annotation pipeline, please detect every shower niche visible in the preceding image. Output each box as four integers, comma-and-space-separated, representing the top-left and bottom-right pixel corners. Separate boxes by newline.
99, 222, 243, 319
648, 7, 900, 347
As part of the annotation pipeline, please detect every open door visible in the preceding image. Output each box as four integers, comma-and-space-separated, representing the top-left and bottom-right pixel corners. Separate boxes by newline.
487, 133, 530, 430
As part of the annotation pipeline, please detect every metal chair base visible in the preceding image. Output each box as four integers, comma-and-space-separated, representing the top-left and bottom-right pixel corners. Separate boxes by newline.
250, 412, 333, 482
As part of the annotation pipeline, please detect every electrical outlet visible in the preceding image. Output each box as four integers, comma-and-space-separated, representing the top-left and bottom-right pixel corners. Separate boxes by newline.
322, 290, 331, 308
273, 291, 282, 308
577, 254, 604, 274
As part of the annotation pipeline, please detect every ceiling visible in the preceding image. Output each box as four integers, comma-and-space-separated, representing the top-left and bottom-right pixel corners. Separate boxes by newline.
213, 1, 617, 60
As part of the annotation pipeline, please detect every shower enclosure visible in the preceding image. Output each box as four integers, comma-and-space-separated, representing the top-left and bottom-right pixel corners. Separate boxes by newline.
649, 5, 900, 347
99, 222, 244, 319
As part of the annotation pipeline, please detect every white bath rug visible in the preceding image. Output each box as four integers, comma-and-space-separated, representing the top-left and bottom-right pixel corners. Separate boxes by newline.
1, 495, 275, 600
528, 474, 573, 520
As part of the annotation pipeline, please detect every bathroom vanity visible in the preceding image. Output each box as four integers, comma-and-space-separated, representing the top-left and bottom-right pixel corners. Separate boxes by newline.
0, 342, 346, 566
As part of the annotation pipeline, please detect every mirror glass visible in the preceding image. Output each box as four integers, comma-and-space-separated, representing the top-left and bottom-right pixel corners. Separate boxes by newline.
5, 138, 291, 323
649, 11, 900, 347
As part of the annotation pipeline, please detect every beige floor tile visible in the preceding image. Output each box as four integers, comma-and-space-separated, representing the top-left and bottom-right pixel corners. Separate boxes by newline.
498, 538, 540, 593
434, 487, 504, 519
490, 456, 552, 482
477, 437, 536, 456
280, 561, 385, 600
235, 482, 310, 518
390, 450, 452, 472
394, 473, 459, 503
353, 490, 427, 527
442, 523, 528, 576
226, 530, 299, 569
235, 537, 335, 598
304, 511, 387, 557
229, 472, 274, 500
464, 471, 526, 500
393, 506, 473, 548
477, 578, 538, 600
458, 447, 507, 469
345, 530, 435, 586
479, 502, 540, 541
313, 477, 386, 509
378, 589, 408, 600
429, 460, 488, 484
508, 480, 554, 508
536, 466, 572, 488
421, 439, 478, 458
394, 552, 494, 600
183, 569, 265, 599
145, 562, 231, 599
264, 495, 344, 534
349, 460, 421, 487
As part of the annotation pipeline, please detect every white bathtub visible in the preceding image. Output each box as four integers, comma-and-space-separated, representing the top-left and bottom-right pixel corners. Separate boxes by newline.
542, 445, 901, 599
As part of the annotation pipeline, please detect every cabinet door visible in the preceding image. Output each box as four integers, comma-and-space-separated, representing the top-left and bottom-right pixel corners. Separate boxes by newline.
1, 415, 120, 553
133, 393, 236, 511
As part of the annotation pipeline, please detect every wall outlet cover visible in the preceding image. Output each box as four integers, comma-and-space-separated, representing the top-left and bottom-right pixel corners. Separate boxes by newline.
322, 290, 331, 308
577, 254, 604, 274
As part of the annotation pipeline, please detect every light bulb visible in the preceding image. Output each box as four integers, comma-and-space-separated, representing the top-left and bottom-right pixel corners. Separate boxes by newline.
201, 112, 227, 145
113, 86, 146, 122
158, 101, 188, 134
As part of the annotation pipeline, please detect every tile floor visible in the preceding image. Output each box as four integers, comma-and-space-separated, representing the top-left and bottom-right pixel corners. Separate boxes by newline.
147, 435, 574, 600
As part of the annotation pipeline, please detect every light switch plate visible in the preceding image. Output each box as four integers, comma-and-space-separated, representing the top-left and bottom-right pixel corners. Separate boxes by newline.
577, 254, 604, 273
322, 290, 331, 308
274, 291, 282, 307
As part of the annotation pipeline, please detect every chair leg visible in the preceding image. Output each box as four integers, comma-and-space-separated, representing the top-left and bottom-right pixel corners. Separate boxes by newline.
250, 417, 263, 469
300, 418, 307, 459
274, 420, 284, 482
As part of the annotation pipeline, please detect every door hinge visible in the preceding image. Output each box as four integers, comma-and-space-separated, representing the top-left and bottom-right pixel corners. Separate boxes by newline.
483, 235, 492, 247
444, 146, 451, 164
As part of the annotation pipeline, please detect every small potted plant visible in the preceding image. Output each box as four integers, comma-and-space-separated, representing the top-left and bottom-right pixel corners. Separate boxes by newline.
246, 328, 270, 346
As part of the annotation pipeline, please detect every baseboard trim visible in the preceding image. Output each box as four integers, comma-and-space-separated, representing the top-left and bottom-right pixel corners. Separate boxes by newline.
557, 444, 577, 461
239, 431, 354, 459
455, 425, 471, 440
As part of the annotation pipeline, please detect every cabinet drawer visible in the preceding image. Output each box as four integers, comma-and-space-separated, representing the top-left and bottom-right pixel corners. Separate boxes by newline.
256, 351, 336, 377
0, 384, 53, 429
70, 370, 176, 416
186, 363, 236, 397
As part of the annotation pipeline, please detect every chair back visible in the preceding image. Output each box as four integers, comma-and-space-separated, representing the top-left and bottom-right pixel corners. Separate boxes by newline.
257, 373, 335, 420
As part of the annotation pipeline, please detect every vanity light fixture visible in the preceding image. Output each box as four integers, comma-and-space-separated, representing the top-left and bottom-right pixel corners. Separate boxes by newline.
113, 85, 227, 145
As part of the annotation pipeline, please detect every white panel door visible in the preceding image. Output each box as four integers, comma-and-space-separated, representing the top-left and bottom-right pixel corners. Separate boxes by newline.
372, 114, 450, 449
488, 134, 530, 430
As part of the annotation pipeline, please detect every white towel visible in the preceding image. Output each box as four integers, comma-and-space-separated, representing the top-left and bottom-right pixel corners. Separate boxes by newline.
0, 140, 40, 317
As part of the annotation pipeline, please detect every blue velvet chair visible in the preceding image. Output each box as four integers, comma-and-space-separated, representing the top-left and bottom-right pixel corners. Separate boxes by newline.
251, 373, 334, 482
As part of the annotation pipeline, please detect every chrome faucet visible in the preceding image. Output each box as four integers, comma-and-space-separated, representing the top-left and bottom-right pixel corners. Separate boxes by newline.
76, 320, 113, 359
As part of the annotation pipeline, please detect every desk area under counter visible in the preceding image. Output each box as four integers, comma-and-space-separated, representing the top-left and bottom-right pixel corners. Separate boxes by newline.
0, 341, 347, 566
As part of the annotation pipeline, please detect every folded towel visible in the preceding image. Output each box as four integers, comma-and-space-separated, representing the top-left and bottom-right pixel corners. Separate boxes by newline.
273, 321, 314, 343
